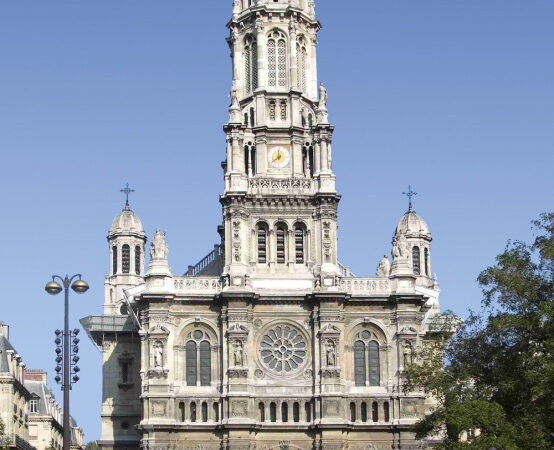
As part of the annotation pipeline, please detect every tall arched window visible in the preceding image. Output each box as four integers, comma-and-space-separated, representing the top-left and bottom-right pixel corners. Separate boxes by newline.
270, 402, 277, 422
294, 224, 306, 264
185, 330, 212, 386
190, 402, 197, 422
112, 246, 117, 274
354, 340, 366, 386
213, 403, 219, 422
179, 402, 185, 422
424, 248, 429, 276
372, 402, 379, 422
244, 36, 258, 93
201, 402, 208, 422
245, 143, 257, 176
350, 402, 356, 422
259, 403, 265, 422
361, 402, 368, 422
122, 244, 130, 274
257, 224, 268, 263
412, 246, 421, 275
303, 143, 314, 177
305, 402, 311, 422
293, 402, 300, 423
276, 225, 287, 264
281, 402, 288, 422
135, 245, 141, 275
354, 330, 382, 387
296, 36, 307, 92
267, 30, 287, 88
384, 401, 390, 422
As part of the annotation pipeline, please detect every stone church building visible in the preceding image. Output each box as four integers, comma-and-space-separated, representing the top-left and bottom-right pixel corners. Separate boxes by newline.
82, 1, 444, 448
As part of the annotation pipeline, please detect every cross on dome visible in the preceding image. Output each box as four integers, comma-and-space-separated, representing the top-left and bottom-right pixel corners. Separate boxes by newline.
402, 185, 418, 212
120, 183, 135, 210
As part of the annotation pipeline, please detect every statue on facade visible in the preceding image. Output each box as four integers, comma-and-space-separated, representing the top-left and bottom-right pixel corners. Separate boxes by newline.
319, 82, 328, 109
153, 341, 164, 368
376, 254, 391, 277
326, 341, 336, 367
233, 340, 244, 367
392, 231, 408, 261
150, 229, 169, 261
301, 107, 309, 128
230, 83, 239, 108
403, 342, 413, 367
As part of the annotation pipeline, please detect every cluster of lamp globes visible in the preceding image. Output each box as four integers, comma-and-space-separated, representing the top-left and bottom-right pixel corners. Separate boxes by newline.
44, 277, 89, 387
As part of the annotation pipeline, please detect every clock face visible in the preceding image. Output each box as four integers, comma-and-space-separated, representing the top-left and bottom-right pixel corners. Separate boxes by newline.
268, 146, 291, 169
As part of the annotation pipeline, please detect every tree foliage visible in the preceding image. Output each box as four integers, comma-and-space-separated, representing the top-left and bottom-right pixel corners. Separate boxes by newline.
85, 442, 100, 450
405, 213, 554, 449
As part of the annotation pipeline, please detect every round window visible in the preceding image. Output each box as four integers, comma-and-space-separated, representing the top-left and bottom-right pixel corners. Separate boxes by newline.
259, 325, 307, 375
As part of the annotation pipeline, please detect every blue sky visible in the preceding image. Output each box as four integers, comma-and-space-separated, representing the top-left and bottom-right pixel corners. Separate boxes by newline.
0, 0, 552, 443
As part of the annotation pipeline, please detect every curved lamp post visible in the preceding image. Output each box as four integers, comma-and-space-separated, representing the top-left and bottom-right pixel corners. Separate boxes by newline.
45, 275, 89, 450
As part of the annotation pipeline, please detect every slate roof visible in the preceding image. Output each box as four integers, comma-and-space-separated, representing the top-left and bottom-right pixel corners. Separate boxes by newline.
0, 334, 17, 373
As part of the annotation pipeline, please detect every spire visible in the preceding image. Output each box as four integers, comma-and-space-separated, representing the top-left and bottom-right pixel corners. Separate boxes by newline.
120, 183, 135, 211
402, 185, 418, 213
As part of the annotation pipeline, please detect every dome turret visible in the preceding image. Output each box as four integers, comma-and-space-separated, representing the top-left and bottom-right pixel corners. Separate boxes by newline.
395, 211, 430, 239
109, 206, 145, 237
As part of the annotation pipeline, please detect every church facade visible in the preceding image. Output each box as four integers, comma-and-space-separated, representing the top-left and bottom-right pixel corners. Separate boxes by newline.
82, 1, 444, 449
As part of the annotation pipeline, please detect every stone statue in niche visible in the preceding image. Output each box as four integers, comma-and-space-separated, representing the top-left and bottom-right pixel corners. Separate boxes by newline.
150, 229, 169, 261
403, 341, 413, 367
230, 83, 239, 108
319, 82, 328, 109
326, 340, 336, 367
376, 254, 391, 277
233, 340, 245, 367
301, 108, 309, 128
153, 341, 164, 369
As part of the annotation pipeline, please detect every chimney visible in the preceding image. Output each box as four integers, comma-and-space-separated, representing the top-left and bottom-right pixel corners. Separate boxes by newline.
24, 369, 47, 383
0, 322, 9, 340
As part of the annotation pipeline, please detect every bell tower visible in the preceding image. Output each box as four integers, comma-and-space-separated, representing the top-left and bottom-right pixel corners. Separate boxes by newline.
222, 0, 340, 287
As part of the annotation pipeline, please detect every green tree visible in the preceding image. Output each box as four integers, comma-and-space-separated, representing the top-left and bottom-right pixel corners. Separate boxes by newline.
85, 442, 100, 450
405, 213, 553, 449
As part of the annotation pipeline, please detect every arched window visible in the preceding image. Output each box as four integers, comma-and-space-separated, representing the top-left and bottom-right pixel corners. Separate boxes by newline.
267, 30, 287, 88
294, 224, 306, 264
361, 402, 368, 422
305, 402, 312, 422
199, 341, 211, 386
245, 143, 256, 176
384, 401, 390, 422
354, 340, 366, 386
412, 246, 421, 275
293, 402, 300, 423
186, 341, 197, 386
213, 402, 219, 422
250, 107, 255, 127
424, 248, 429, 276
269, 100, 276, 120
354, 330, 382, 387
190, 402, 197, 422
280, 100, 287, 120
179, 402, 185, 422
135, 246, 141, 275
259, 402, 265, 422
276, 225, 287, 264
244, 36, 258, 93
201, 402, 208, 422
372, 402, 379, 422
303, 143, 314, 177
350, 402, 356, 422
368, 341, 381, 387
270, 402, 277, 422
257, 224, 268, 263
122, 244, 130, 274
296, 36, 307, 92
112, 246, 118, 274
281, 402, 288, 422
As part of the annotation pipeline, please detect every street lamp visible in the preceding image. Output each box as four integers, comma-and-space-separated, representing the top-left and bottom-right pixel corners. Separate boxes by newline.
45, 274, 89, 450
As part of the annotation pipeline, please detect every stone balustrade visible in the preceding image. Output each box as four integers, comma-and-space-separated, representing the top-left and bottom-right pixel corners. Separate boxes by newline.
248, 177, 314, 195
173, 277, 222, 295
340, 277, 391, 296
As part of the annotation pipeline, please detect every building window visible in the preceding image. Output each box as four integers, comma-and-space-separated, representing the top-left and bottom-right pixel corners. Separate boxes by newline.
245, 143, 257, 176
29, 399, 38, 413
281, 402, 288, 422
190, 402, 197, 422
201, 402, 208, 422
305, 402, 312, 422
280, 100, 287, 120
121, 361, 129, 383
257, 224, 268, 263
412, 246, 421, 275
112, 246, 118, 274
122, 244, 130, 274
372, 401, 379, 422
297, 36, 307, 92
293, 402, 300, 422
179, 402, 185, 422
244, 35, 258, 93
213, 402, 219, 422
295, 224, 306, 264
350, 402, 356, 422
269, 100, 276, 120
270, 402, 277, 422
276, 225, 286, 264
186, 331, 211, 386
135, 246, 141, 275
424, 247, 429, 276
354, 331, 381, 387
384, 401, 390, 422
268, 30, 287, 88
303, 143, 314, 177
361, 402, 368, 422
259, 402, 265, 422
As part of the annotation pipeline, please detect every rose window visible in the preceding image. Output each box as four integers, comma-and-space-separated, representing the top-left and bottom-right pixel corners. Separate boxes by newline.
260, 325, 307, 374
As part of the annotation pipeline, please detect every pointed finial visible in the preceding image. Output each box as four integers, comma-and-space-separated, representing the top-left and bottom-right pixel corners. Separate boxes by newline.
120, 183, 135, 210
402, 185, 418, 212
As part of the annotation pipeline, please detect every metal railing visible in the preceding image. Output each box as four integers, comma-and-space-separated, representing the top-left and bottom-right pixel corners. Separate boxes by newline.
185, 245, 223, 277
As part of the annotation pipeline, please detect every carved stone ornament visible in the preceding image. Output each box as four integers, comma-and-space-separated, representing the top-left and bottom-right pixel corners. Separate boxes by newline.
255, 369, 264, 380
230, 399, 248, 417
321, 368, 341, 378
376, 254, 391, 277
151, 400, 167, 417
146, 368, 169, 379
228, 368, 249, 379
